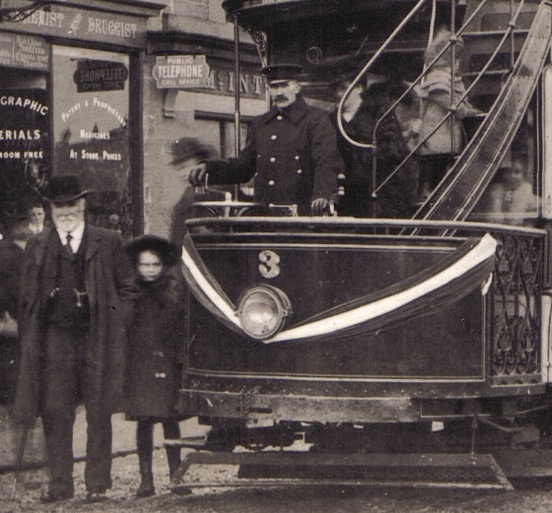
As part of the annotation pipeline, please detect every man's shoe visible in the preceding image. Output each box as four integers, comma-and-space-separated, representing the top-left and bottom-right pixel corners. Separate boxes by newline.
40, 490, 74, 503
85, 487, 108, 503
135, 481, 155, 498
135, 467, 155, 498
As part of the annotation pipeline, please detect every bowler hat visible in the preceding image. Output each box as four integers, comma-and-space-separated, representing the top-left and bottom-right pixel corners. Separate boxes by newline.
44, 174, 90, 204
331, 71, 389, 91
261, 63, 303, 84
126, 235, 182, 267
171, 137, 217, 165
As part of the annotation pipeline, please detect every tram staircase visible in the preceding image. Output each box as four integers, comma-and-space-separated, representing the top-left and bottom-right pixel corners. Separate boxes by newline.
364, 0, 552, 226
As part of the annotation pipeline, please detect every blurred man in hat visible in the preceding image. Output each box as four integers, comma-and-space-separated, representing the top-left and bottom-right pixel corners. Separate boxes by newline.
12, 174, 137, 503
189, 63, 343, 215
169, 137, 218, 244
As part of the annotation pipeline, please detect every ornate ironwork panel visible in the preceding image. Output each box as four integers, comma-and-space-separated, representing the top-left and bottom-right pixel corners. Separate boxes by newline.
246, 29, 267, 66
492, 232, 542, 383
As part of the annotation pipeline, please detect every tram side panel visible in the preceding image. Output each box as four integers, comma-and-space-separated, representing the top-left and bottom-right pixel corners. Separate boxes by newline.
187, 245, 484, 379
179, 231, 523, 425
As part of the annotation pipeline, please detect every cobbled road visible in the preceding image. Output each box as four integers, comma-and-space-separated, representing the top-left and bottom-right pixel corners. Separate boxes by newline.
3, 447, 552, 513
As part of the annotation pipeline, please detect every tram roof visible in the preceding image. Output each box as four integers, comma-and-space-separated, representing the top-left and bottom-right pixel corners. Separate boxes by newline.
222, 0, 541, 29
222, 0, 452, 27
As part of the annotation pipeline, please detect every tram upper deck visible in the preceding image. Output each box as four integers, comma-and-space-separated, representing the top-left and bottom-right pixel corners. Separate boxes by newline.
215, 0, 550, 229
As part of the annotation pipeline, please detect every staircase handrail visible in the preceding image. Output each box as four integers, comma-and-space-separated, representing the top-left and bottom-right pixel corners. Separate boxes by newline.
335, 0, 428, 150
373, 0, 525, 198
412, 0, 551, 229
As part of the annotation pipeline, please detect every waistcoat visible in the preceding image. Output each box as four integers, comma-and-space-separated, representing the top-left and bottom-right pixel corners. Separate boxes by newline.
44, 231, 90, 330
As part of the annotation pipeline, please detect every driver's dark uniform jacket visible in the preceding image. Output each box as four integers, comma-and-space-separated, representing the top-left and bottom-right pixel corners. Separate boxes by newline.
202, 95, 342, 215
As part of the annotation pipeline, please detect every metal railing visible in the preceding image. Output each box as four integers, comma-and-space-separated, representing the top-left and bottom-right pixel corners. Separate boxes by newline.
335, 0, 526, 213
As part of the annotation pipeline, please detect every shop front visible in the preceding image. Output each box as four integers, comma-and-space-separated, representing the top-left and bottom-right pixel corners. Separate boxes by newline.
0, 0, 166, 471
0, 0, 166, 238
144, 30, 267, 238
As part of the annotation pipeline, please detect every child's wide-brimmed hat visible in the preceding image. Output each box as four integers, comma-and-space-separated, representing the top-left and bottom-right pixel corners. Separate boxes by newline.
331, 71, 390, 96
126, 235, 182, 266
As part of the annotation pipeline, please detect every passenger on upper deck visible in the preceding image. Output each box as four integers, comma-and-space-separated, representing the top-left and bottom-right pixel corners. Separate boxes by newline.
189, 63, 342, 216
417, 26, 480, 203
476, 155, 537, 225
330, 73, 416, 218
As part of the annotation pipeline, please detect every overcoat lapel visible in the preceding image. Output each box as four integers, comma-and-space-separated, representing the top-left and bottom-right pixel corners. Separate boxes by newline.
86, 227, 100, 261
32, 227, 54, 267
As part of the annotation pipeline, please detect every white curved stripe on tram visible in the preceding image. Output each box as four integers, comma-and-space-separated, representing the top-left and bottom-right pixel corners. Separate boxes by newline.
264, 233, 497, 343
182, 233, 497, 344
181, 244, 242, 329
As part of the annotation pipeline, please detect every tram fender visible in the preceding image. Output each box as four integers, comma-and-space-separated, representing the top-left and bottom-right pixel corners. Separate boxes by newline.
179, 390, 421, 423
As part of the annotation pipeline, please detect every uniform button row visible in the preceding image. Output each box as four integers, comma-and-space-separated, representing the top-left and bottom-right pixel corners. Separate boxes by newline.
267, 170, 302, 186
269, 155, 300, 163
154, 372, 166, 378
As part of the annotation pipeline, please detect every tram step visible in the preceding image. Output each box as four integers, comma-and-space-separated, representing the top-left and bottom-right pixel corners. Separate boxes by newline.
170, 452, 513, 491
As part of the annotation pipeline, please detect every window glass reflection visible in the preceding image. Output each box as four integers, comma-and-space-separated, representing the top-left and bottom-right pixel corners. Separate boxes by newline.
52, 46, 132, 235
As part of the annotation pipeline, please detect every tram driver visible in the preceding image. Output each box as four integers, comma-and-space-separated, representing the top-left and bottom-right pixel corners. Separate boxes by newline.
189, 63, 343, 216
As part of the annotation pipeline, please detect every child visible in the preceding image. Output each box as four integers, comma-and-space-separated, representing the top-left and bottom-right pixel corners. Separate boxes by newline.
126, 235, 187, 498
483, 158, 537, 225
417, 27, 479, 202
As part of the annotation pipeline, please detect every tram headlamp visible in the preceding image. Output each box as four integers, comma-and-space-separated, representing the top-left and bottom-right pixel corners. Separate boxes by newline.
237, 285, 292, 340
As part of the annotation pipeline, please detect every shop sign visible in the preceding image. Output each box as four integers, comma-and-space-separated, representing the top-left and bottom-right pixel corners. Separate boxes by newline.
153, 59, 266, 99
73, 60, 129, 93
2, 3, 146, 48
0, 33, 49, 71
0, 88, 49, 220
153, 55, 210, 88
0, 90, 49, 158
204, 67, 266, 99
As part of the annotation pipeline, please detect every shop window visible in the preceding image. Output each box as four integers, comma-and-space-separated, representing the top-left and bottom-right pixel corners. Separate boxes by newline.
0, 68, 49, 239
52, 46, 132, 235
194, 111, 251, 159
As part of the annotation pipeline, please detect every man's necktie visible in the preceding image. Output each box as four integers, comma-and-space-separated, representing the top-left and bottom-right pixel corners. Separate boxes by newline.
65, 233, 74, 256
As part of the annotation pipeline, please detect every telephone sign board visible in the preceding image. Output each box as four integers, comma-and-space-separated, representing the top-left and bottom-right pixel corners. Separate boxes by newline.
153, 55, 210, 88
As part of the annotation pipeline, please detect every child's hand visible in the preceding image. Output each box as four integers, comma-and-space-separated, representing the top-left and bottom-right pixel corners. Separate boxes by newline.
410, 119, 422, 135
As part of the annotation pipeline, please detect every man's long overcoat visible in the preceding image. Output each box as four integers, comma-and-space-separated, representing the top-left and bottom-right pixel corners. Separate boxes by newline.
12, 225, 136, 424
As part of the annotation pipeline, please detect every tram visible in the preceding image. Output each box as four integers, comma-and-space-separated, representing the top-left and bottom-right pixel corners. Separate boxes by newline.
174, 0, 552, 489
